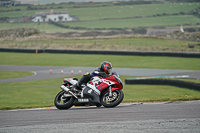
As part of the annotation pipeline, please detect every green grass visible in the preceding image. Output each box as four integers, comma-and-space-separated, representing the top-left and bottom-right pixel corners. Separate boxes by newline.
0, 52, 200, 70
0, 23, 79, 33
64, 15, 200, 28
123, 84, 200, 102
0, 75, 199, 110
0, 1, 108, 11
0, 71, 34, 79
68, 2, 200, 20
0, 15, 199, 33
0, 75, 79, 110
1, 2, 199, 20
0, 2, 199, 33
0, 86, 58, 110
2, 15, 198, 31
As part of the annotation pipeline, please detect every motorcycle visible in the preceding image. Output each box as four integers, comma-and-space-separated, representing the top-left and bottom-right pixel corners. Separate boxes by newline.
54, 72, 124, 110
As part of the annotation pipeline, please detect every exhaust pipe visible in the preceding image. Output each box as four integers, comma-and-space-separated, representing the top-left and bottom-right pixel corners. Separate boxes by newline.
68, 90, 78, 99
60, 85, 77, 99
60, 85, 70, 92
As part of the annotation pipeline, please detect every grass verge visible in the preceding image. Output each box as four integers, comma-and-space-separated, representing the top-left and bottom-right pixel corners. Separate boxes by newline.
0, 71, 34, 79
0, 75, 199, 110
123, 84, 200, 103
0, 52, 200, 70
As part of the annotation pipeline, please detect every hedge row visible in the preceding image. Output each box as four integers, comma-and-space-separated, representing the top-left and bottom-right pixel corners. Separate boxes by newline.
125, 79, 200, 91
0, 48, 200, 58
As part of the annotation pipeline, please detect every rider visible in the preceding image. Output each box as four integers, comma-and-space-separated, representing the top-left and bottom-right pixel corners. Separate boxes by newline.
72, 61, 112, 91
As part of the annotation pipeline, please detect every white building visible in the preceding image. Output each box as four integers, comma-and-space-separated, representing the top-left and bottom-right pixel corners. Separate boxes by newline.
32, 11, 74, 22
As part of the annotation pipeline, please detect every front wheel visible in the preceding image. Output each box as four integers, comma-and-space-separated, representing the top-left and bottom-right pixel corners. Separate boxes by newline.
101, 89, 124, 108
54, 90, 75, 110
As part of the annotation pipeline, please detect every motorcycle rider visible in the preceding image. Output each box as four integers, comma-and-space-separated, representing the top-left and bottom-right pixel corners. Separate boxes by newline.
72, 61, 112, 92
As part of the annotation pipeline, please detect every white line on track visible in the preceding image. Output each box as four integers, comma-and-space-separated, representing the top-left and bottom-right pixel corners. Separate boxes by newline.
6, 102, 169, 111
7, 100, 200, 111
31, 71, 37, 76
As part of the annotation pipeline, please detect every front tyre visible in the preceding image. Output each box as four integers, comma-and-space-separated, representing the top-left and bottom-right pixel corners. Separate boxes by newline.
54, 90, 75, 110
101, 89, 124, 108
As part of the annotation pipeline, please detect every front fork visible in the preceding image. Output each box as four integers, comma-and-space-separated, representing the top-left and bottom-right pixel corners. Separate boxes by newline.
109, 86, 113, 98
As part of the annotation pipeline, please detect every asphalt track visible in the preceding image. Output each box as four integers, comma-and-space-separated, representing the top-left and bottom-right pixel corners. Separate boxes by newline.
0, 101, 200, 132
0, 65, 200, 132
1, 65, 200, 83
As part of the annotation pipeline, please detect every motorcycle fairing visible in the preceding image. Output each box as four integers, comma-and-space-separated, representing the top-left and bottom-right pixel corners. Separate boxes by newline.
87, 83, 101, 95
104, 75, 123, 90
73, 87, 100, 106
64, 78, 77, 85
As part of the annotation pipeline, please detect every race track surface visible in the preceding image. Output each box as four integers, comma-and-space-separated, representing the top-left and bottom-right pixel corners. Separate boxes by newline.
0, 101, 200, 132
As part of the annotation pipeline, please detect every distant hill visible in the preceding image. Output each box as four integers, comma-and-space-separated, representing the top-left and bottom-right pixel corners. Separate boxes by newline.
19, 0, 130, 5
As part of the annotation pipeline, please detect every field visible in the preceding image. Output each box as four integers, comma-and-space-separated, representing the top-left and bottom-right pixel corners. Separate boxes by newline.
0, 2, 200, 33
1, 52, 200, 70
1, 36, 198, 46
1, 15, 200, 34
1, 2, 199, 20
1, 35, 200, 53
63, 15, 200, 28
67, 3, 200, 20
0, 23, 78, 33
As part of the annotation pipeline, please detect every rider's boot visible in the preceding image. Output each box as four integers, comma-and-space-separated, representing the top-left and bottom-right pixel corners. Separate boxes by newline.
71, 73, 91, 92
71, 72, 92, 92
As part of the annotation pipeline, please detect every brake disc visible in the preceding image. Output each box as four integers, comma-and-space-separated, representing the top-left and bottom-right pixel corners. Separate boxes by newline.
106, 92, 117, 102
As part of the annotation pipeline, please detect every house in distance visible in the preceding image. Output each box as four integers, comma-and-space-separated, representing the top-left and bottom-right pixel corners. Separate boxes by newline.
32, 10, 76, 22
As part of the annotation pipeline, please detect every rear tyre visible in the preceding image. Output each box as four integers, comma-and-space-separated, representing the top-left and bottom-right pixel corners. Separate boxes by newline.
54, 90, 75, 110
101, 89, 124, 108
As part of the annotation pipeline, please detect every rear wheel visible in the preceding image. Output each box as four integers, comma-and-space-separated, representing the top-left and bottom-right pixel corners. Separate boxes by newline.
101, 89, 124, 108
54, 90, 75, 110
